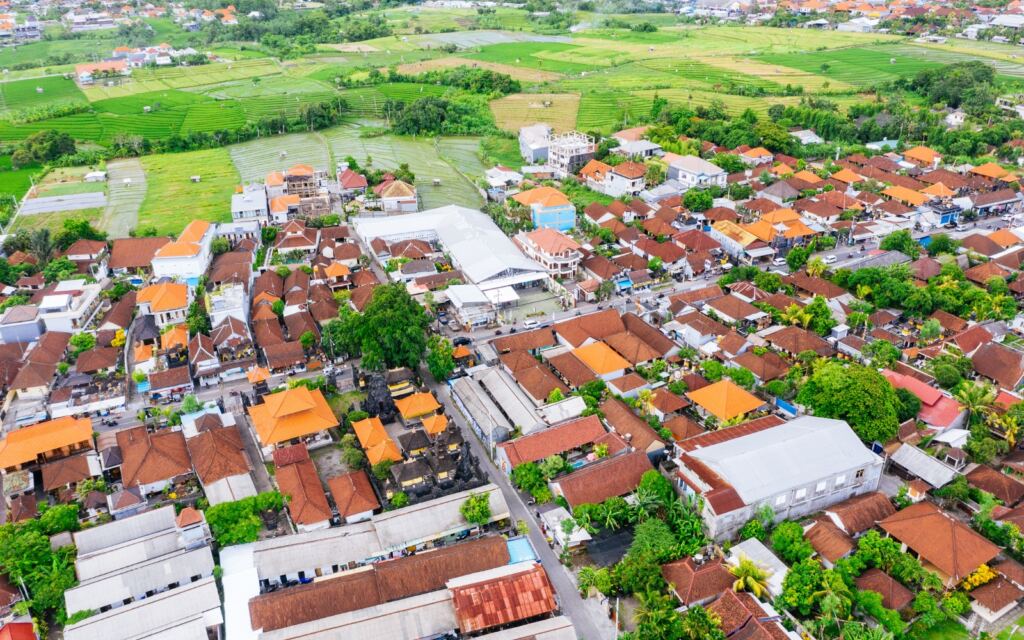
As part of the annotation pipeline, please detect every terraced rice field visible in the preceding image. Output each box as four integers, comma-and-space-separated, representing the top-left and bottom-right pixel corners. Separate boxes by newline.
889, 44, 1024, 80
81, 59, 282, 100
758, 46, 941, 87
322, 124, 483, 209
229, 132, 332, 183
490, 93, 580, 133
466, 42, 596, 74
138, 148, 238, 234
396, 56, 562, 83
691, 56, 855, 93
338, 83, 448, 117
11, 207, 102, 232
0, 76, 88, 114
576, 92, 654, 132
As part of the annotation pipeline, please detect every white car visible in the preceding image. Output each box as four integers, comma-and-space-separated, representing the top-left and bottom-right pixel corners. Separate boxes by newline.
824, 254, 838, 264
522, 319, 539, 329
772, 257, 787, 267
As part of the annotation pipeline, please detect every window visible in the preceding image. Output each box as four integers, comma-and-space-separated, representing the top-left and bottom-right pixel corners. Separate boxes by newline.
815, 480, 827, 494
775, 495, 786, 506
835, 475, 846, 487
855, 468, 865, 479
794, 488, 807, 501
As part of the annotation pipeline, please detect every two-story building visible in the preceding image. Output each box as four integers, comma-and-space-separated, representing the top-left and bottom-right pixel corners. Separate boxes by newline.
667, 155, 727, 191
514, 228, 582, 280
231, 184, 269, 226
674, 416, 883, 540
511, 187, 576, 231
137, 282, 190, 328
151, 220, 214, 284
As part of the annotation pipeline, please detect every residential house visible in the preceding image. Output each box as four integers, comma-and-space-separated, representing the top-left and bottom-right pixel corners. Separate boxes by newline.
374, 179, 418, 213
274, 444, 331, 532
512, 187, 576, 232
0, 416, 93, 473
187, 425, 256, 506
151, 220, 214, 283
666, 154, 727, 190
327, 470, 380, 524
136, 282, 189, 328
109, 237, 171, 279
972, 342, 1024, 390
247, 386, 339, 458
116, 426, 192, 495
232, 184, 269, 225
494, 414, 621, 474
514, 228, 582, 279
547, 131, 595, 178
519, 123, 552, 163
550, 450, 652, 508
685, 379, 766, 424
36, 279, 104, 332
674, 416, 884, 540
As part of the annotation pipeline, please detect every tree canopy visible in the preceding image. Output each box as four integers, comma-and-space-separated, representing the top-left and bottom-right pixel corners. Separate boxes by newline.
796, 361, 900, 443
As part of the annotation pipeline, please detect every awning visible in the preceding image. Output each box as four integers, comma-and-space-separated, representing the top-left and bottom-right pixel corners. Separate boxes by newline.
745, 246, 776, 258
484, 286, 520, 305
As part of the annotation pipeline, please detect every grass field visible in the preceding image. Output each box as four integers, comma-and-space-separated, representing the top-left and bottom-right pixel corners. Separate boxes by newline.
0, 76, 88, 115
466, 42, 596, 74
337, 82, 448, 117
138, 148, 238, 234
758, 46, 941, 87
11, 206, 102, 232
82, 58, 282, 100
490, 93, 580, 133
0, 37, 117, 69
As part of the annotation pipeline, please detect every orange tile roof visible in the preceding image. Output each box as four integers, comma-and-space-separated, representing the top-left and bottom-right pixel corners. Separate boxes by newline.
512, 187, 571, 209
248, 386, 338, 446
761, 208, 800, 224
270, 194, 300, 214
742, 220, 778, 243
686, 379, 764, 422
351, 416, 402, 465
831, 168, 863, 184
134, 343, 153, 362
971, 162, 1009, 180
246, 366, 270, 383
177, 219, 211, 244
883, 185, 927, 207
744, 147, 772, 158
792, 170, 823, 184
770, 163, 794, 177
903, 145, 940, 165
0, 416, 93, 469
394, 392, 441, 420
154, 240, 201, 258
138, 282, 188, 312
920, 182, 954, 198
421, 413, 449, 436
323, 261, 351, 279
160, 324, 188, 351
580, 159, 611, 181
573, 341, 630, 376
266, 171, 284, 187
287, 163, 315, 177
522, 227, 580, 255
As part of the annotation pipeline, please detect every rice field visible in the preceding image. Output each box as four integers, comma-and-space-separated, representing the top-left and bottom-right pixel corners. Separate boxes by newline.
229, 132, 332, 182
0, 37, 117, 69
758, 46, 941, 87
466, 42, 596, 74
11, 207, 102, 233
490, 93, 580, 133
337, 82, 448, 117
0, 76, 88, 114
138, 148, 238, 234
575, 91, 653, 132
396, 56, 562, 83
81, 58, 282, 100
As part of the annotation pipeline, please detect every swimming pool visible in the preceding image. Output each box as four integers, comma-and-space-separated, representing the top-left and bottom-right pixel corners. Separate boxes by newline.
507, 536, 537, 564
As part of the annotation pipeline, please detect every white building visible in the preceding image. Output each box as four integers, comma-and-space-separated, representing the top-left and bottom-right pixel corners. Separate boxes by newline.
37, 279, 104, 333
667, 155, 728, 190
231, 185, 270, 225
514, 228, 582, 280
674, 416, 884, 540
206, 282, 248, 326
446, 284, 497, 328
151, 220, 215, 283
518, 123, 552, 163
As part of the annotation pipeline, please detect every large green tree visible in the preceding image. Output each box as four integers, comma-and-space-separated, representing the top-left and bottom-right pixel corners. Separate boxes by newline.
426, 335, 456, 381
796, 361, 900, 443
355, 283, 430, 370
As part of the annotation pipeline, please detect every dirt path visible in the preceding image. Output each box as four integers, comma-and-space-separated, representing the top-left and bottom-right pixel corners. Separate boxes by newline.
99, 158, 146, 237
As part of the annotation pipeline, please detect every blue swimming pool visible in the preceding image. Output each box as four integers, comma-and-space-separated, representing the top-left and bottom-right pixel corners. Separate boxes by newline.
507, 536, 537, 564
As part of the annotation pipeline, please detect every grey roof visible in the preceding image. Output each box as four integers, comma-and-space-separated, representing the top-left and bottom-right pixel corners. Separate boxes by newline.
73, 506, 177, 556
353, 206, 548, 288
65, 546, 214, 616
472, 367, 543, 435
451, 375, 513, 439
844, 250, 912, 270
687, 416, 881, 505
253, 521, 382, 582
63, 577, 220, 640
669, 154, 725, 177
890, 443, 958, 488
371, 484, 509, 552
471, 616, 577, 640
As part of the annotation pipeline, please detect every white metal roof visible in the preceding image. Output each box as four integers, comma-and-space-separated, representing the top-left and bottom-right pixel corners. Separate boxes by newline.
252, 521, 382, 581
371, 483, 509, 551
471, 616, 577, 640
74, 506, 177, 556
890, 443, 957, 488
687, 416, 881, 505
726, 538, 788, 598
473, 367, 543, 435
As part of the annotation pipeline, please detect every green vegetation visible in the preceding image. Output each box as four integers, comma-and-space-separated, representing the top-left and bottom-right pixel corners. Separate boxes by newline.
138, 148, 238, 234
205, 491, 286, 546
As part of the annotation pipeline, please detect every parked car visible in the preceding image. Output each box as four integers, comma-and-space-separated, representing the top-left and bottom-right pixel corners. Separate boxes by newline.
453, 336, 472, 347
522, 319, 539, 329
772, 257, 787, 267
824, 254, 838, 264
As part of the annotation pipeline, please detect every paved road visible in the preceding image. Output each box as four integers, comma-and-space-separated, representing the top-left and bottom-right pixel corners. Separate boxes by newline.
430, 378, 617, 640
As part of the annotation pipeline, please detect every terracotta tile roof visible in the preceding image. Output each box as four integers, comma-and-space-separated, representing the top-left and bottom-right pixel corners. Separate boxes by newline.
856, 568, 914, 610
964, 260, 1012, 285
327, 470, 379, 518
513, 362, 568, 402
41, 453, 93, 491
676, 415, 784, 452
109, 237, 170, 270
652, 387, 688, 414
263, 341, 305, 370
394, 392, 440, 420
995, 559, 1024, 587
451, 562, 556, 633
972, 341, 1024, 390
572, 341, 630, 376
664, 415, 705, 441
661, 557, 734, 606
600, 398, 663, 451
554, 309, 626, 348
731, 350, 788, 382
147, 365, 192, 391
248, 386, 338, 446
248, 536, 509, 632
971, 576, 1024, 612
824, 491, 896, 535
929, 309, 966, 333
138, 282, 188, 312
961, 233, 1004, 257
187, 426, 250, 485
953, 324, 993, 355
879, 502, 999, 583
708, 589, 789, 640
805, 517, 854, 564
967, 465, 1024, 506
116, 426, 191, 488
546, 351, 596, 388
0, 416, 92, 470
492, 328, 557, 354
512, 186, 570, 208
274, 443, 331, 527
555, 450, 652, 507
765, 325, 833, 357
498, 415, 606, 467
6, 494, 36, 523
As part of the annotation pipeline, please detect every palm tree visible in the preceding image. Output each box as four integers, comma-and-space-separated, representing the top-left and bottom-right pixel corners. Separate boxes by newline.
634, 590, 680, 639
855, 284, 873, 301
988, 412, 1020, 449
781, 303, 812, 329
29, 228, 53, 265
806, 257, 827, 278
847, 311, 872, 337
812, 570, 852, 624
956, 382, 997, 427
632, 486, 661, 522
637, 388, 655, 416
600, 498, 628, 530
729, 555, 771, 599
577, 566, 598, 597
